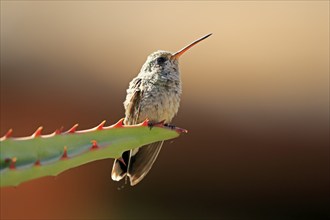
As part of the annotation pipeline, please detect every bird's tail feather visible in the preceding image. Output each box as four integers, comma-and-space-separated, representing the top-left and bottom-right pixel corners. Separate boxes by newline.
111, 141, 163, 186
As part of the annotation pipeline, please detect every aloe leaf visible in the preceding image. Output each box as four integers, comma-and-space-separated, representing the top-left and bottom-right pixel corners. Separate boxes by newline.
0, 119, 187, 187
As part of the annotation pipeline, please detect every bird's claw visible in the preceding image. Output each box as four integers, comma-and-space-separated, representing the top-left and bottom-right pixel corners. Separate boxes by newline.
148, 120, 165, 130
164, 123, 176, 130
147, 120, 185, 132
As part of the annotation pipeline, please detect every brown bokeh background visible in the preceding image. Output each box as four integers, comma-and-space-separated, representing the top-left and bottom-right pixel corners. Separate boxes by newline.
1, 1, 329, 219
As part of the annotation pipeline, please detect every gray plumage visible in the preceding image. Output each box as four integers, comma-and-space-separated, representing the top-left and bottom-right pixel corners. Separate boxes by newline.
111, 51, 181, 186
111, 34, 212, 186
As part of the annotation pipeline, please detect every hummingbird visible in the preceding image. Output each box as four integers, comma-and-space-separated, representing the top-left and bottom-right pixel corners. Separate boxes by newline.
111, 33, 212, 186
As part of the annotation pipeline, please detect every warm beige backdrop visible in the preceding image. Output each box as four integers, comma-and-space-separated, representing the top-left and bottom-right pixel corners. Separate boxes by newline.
1, 1, 329, 219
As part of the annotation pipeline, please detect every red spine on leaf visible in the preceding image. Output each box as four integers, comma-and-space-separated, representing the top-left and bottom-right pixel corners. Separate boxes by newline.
67, 124, 78, 133
141, 119, 149, 127
5, 129, 13, 139
96, 121, 106, 130
55, 127, 64, 135
90, 140, 99, 150
113, 118, 125, 128
32, 126, 43, 137
61, 146, 68, 159
0, 129, 13, 141
9, 157, 17, 170
34, 160, 41, 166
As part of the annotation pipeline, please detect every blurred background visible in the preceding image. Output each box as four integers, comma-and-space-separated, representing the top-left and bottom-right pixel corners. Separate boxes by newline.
0, 1, 329, 219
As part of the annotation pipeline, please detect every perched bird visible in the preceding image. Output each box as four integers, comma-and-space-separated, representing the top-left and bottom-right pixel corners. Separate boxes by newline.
111, 33, 212, 186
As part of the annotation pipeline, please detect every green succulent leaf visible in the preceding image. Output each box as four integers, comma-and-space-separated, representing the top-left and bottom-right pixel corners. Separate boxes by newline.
0, 119, 187, 187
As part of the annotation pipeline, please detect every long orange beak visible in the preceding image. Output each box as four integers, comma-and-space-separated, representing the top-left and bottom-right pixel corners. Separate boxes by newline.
171, 33, 212, 60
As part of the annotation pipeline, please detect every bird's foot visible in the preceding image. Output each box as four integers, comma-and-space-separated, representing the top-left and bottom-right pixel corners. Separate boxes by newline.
147, 120, 186, 133
164, 123, 176, 130
148, 120, 165, 130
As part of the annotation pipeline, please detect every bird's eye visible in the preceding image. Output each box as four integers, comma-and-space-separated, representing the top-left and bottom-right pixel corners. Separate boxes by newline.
156, 57, 166, 65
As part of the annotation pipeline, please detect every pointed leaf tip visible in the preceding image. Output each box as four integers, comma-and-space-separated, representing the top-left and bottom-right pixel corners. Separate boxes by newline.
176, 127, 188, 134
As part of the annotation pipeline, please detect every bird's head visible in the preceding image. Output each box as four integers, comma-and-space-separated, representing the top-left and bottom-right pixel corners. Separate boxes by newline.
140, 33, 212, 78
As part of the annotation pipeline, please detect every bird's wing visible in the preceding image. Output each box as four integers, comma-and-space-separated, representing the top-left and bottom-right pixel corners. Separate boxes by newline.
127, 141, 164, 186
124, 79, 164, 185
111, 78, 142, 181
125, 89, 142, 125
111, 78, 142, 182
111, 77, 164, 185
